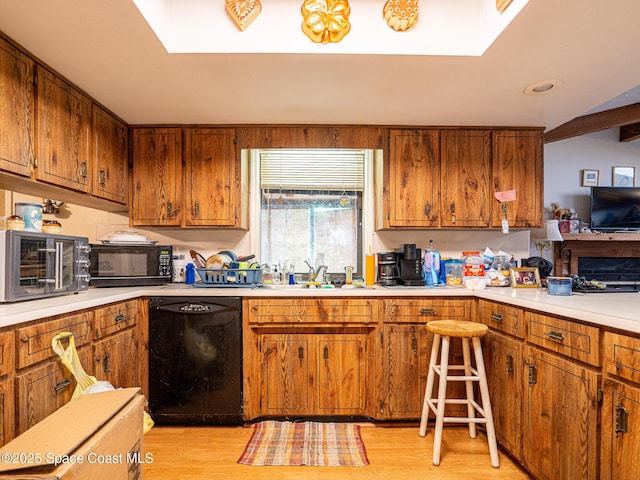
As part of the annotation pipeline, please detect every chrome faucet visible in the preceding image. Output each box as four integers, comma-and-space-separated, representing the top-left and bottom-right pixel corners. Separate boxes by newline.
305, 260, 328, 283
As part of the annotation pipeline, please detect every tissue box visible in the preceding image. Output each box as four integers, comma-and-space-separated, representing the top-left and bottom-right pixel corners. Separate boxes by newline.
547, 277, 573, 296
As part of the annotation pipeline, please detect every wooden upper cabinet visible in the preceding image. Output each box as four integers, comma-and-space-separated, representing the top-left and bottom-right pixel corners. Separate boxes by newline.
386, 129, 440, 227
440, 129, 490, 227
131, 128, 183, 226
0, 38, 34, 177
92, 105, 128, 204
491, 129, 543, 228
184, 128, 239, 226
35, 66, 92, 192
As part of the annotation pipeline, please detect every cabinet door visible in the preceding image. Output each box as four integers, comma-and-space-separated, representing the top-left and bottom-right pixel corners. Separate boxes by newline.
35, 66, 92, 192
491, 130, 543, 228
261, 334, 311, 415
381, 324, 429, 419
0, 376, 14, 446
483, 330, 523, 460
131, 128, 183, 226
92, 105, 128, 204
316, 334, 366, 415
440, 130, 490, 227
387, 129, 440, 227
523, 346, 599, 480
184, 128, 239, 226
601, 379, 640, 480
0, 38, 33, 177
15, 349, 91, 435
93, 328, 137, 389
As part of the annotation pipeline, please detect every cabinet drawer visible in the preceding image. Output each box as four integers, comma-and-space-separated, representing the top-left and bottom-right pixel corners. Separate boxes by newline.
246, 298, 376, 324
526, 312, 600, 366
604, 332, 640, 384
16, 312, 92, 369
94, 300, 138, 339
478, 300, 524, 338
382, 299, 470, 323
0, 331, 15, 377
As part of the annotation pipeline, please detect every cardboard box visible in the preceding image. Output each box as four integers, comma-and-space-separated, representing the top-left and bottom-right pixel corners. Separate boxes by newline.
0, 388, 144, 479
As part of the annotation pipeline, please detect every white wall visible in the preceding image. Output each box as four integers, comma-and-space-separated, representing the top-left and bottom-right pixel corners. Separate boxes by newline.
544, 129, 640, 224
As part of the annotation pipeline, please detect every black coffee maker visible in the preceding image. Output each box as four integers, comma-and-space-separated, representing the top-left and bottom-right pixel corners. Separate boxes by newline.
398, 244, 424, 286
377, 252, 399, 286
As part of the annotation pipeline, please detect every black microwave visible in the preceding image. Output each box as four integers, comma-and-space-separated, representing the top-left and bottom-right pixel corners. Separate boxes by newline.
89, 243, 172, 287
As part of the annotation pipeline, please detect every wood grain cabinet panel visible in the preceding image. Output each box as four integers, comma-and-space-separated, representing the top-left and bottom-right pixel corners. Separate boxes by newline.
440, 129, 490, 227
526, 311, 600, 367
382, 298, 470, 323
16, 312, 92, 369
0, 37, 33, 177
35, 66, 92, 192
477, 299, 524, 338
93, 328, 138, 389
385, 129, 440, 228
92, 104, 128, 204
15, 348, 91, 435
93, 300, 138, 340
0, 331, 15, 378
604, 331, 640, 384
184, 128, 240, 227
247, 298, 376, 324
523, 346, 599, 480
0, 376, 14, 446
131, 128, 183, 226
491, 129, 543, 229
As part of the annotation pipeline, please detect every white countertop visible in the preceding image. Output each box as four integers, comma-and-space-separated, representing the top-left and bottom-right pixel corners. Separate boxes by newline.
1, 284, 638, 334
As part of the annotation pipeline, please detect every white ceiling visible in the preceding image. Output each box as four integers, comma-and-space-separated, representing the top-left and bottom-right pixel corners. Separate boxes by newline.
1, 0, 639, 131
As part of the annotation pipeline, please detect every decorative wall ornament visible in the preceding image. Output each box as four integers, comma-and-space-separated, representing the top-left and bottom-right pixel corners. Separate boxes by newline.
383, 0, 419, 32
301, 0, 351, 44
225, 0, 262, 31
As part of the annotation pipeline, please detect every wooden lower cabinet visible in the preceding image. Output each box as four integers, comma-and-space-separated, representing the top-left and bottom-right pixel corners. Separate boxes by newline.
259, 332, 368, 417
380, 324, 429, 419
482, 330, 523, 460
15, 348, 91, 435
93, 328, 138, 389
0, 376, 14, 446
601, 379, 640, 480
523, 346, 600, 480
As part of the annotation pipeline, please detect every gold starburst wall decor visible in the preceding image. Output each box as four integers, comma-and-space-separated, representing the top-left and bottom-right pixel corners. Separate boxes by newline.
301, 0, 351, 44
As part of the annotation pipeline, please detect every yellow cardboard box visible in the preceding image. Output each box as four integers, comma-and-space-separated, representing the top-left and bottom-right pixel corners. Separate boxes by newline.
0, 388, 145, 479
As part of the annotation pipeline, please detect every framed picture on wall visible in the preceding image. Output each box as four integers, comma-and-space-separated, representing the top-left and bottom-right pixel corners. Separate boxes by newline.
581, 169, 599, 187
613, 166, 636, 187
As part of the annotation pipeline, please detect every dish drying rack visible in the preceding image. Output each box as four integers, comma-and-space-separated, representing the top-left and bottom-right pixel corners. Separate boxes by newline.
195, 268, 262, 288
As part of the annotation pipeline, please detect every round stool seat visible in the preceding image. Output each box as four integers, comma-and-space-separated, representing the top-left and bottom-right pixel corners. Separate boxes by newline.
426, 320, 488, 338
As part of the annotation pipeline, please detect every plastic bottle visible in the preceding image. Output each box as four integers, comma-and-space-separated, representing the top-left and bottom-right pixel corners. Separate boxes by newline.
185, 263, 196, 284
462, 251, 485, 282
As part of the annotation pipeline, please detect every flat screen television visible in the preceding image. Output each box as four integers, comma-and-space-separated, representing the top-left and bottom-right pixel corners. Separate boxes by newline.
590, 186, 640, 231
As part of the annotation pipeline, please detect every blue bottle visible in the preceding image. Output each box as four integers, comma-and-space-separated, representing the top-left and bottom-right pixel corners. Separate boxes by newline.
185, 263, 196, 284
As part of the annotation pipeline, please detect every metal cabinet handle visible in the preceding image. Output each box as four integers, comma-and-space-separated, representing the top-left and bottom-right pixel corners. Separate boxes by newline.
167, 201, 173, 217
424, 203, 430, 217
54, 378, 73, 392
419, 309, 436, 316
194, 201, 200, 217
114, 314, 125, 323
490, 313, 504, 322
450, 202, 456, 223
506, 353, 514, 374
298, 346, 304, 360
323, 345, 329, 362
544, 331, 565, 342
80, 161, 88, 179
99, 170, 106, 186
616, 404, 629, 436
103, 353, 111, 373
411, 336, 418, 355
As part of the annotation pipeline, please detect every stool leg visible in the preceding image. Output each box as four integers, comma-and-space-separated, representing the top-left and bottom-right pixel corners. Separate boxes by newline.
419, 333, 441, 437
472, 336, 500, 468
432, 335, 450, 466
462, 337, 477, 438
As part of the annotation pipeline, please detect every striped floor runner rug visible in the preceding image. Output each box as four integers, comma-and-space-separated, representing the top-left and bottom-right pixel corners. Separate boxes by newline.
238, 420, 370, 466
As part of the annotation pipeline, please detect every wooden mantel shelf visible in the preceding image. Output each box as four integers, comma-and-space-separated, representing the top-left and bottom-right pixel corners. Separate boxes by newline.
562, 233, 640, 242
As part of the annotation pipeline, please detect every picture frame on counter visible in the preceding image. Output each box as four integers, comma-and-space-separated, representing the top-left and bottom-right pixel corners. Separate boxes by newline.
510, 267, 540, 288
613, 166, 636, 187
581, 169, 599, 187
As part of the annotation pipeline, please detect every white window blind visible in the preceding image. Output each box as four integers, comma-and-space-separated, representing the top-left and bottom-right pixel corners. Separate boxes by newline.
260, 149, 365, 191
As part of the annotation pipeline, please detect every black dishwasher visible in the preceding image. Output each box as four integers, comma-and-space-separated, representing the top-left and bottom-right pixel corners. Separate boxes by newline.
148, 296, 242, 425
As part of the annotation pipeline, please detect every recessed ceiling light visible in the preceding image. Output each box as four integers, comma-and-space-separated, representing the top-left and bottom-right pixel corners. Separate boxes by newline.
524, 79, 562, 95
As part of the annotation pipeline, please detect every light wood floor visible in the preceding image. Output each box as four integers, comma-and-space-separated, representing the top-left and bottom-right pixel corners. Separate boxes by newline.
142, 424, 532, 479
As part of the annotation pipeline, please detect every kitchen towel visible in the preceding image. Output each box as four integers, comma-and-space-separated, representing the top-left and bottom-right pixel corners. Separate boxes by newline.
237, 420, 369, 466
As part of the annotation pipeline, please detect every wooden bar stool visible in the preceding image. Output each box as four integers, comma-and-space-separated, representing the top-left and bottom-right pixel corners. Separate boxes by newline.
419, 319, 499, 468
